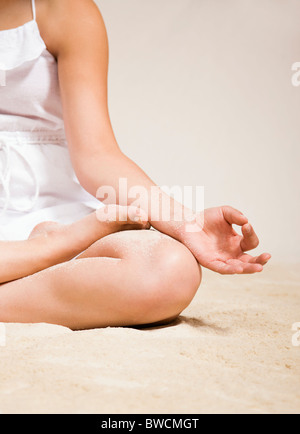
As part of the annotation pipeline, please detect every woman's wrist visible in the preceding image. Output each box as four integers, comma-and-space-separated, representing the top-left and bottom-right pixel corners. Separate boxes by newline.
150, 210, 199, 244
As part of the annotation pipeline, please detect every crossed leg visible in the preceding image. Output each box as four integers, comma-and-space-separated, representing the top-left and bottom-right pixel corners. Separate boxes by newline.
0, 229, 202, 330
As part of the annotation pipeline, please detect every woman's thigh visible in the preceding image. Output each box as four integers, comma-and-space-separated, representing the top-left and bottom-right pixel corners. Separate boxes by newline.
0, 229, 201, 329
83, 228, 202, 321
78, 228, 202, 298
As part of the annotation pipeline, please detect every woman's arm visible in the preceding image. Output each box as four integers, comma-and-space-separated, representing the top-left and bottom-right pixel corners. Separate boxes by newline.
0, 206, 148, 284
0, 237, 56, 284
48, 0, 271, 274
46, 0, 185, 239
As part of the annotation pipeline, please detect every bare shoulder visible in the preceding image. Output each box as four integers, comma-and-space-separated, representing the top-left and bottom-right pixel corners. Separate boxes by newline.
37, 0, 108, 58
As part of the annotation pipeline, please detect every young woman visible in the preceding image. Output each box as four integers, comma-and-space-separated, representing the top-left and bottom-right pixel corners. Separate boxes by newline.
0, 0, 271, 330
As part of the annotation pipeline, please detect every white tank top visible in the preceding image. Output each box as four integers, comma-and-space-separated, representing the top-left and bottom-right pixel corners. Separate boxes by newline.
0, 0, 101, 240
0, 0, 64, 133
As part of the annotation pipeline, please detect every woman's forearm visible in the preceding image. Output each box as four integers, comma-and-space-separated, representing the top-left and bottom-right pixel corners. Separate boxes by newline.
0, 237, 59, 284
0, 212, 100, 283
0, 224, 97, 284
0, 207, 148, 284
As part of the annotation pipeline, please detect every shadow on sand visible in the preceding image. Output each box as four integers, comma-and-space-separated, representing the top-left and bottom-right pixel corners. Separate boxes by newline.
134, 315, 229, 334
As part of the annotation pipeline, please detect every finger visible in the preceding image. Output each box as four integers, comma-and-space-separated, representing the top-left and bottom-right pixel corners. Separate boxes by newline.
240, 252, 272, 265
207, 259, 264, 275
255, 253, 272, 265
222, 206, 248, 226
239, 262, 263, 274
240, 223, 259, 252
226, 259, 263, 274
207, 260, 244, 275
250, 252, 271, 265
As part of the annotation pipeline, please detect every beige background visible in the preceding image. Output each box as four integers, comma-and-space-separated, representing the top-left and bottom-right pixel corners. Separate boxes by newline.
95, 0, 300, 263
0, 2, 299, 414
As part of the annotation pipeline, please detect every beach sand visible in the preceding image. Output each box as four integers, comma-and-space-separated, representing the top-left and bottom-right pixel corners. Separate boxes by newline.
0, 263, 299, 414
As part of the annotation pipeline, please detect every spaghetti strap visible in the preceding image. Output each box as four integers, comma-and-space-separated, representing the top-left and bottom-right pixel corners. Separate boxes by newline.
31, 0, 36, 21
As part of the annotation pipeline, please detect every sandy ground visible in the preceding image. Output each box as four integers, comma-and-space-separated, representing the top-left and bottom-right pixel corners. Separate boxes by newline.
0, 262, 299, 414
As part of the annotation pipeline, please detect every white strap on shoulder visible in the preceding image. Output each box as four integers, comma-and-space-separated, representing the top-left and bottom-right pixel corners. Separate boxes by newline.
31, 0, 36, 21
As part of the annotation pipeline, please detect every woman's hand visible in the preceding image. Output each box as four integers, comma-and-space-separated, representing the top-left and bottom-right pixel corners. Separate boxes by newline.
181, 206, 271, 274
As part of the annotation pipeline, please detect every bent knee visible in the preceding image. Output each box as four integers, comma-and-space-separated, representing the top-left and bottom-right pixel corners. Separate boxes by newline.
92, 229, 202, 325
156, 240, 201, 294
137, 237, 202, 324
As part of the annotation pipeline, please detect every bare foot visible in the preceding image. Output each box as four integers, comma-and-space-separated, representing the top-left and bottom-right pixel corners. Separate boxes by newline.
28, 221, 62, 240
26, 205, 150, 269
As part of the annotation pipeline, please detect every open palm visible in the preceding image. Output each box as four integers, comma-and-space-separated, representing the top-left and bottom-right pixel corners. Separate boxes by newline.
183, 206, 271, 274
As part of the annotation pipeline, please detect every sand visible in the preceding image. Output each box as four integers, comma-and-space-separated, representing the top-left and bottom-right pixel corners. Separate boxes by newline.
0, 262, 299, 414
